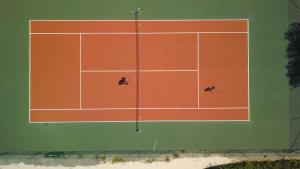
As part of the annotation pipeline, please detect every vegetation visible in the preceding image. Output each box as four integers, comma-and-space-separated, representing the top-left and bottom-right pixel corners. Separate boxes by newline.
100, 154, 107, 162
111, 156, 126, 163
285, 22, 300, 88
164, 156, 170, 162
145, 158, 154, 163
95, 154, 106, 163
206, 159, 300, 169
173, 152, 180, 158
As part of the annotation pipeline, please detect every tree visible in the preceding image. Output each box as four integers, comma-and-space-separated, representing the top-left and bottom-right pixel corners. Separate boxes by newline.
285, 23, 300, 88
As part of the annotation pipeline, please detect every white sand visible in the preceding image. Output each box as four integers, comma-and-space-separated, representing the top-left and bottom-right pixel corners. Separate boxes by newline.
1, 152, 299, 169
0, 156, 233, 169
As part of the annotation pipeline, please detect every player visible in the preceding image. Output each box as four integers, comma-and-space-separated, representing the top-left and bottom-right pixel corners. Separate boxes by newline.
204, 86, 216, 93
118, 77, 129, 85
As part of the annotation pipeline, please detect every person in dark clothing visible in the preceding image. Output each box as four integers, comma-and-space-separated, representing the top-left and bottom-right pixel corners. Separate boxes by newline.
204, 86, 216, 93
118, 77, 129, 85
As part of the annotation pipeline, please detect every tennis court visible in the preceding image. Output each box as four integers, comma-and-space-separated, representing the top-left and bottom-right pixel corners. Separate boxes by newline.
29, 20, 249, 123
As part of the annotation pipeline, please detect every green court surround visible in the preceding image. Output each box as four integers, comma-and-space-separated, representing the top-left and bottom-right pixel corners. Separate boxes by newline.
0, 0, 290, 151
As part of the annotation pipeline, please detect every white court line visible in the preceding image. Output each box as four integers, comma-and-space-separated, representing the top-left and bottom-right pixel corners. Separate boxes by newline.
30, 107, 248, 111
197, 32, 200, 108
29, 18, 248, 22
28, 21, 31, 123
81, 69, 198, 73
29, 19, 249, 22
30, 32, 248, 35
79, 33, 82, 109
30, 119, 250, 124
247, 19, 251, 121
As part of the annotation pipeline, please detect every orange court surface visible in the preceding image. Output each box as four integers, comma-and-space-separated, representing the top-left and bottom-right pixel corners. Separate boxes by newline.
29, 20, 249, 123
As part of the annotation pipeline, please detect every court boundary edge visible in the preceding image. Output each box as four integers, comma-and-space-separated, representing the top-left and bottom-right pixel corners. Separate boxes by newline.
28, 19, 251, 123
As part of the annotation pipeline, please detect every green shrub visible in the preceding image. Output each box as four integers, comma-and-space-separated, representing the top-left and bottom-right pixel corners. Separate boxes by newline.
165, 156, 170, 162
206, 159, 300, 169
173, 152, 180, 158
96, 154, 106, 163
112, 156, 125, 164
100, 154, 107, 162
145, 158, 154, 163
